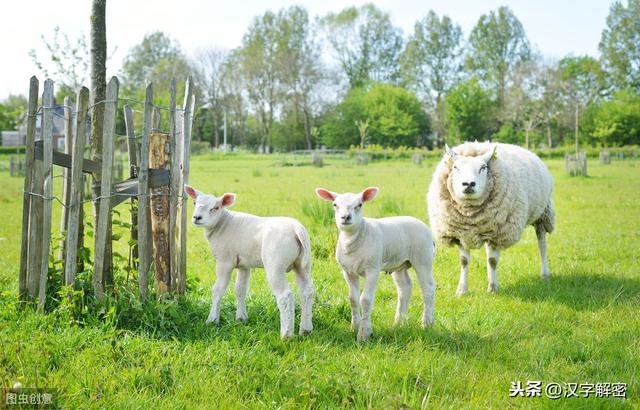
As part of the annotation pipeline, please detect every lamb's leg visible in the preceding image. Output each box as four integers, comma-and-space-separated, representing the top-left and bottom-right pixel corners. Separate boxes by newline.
413, 262, 436, 328
358, 270, 380, 342
485, 243, 500, 293
265, 266, 295, 339
343, 270, 361, 331
456, 247, 470, 296
536, 223, 551, 279
294, 265, 315, 336
234, 268, 251, 322
391, 269, 412, 324
207, 264, 233, 324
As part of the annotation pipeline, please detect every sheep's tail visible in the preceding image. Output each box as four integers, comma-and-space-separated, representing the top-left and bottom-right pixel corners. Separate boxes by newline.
536, 199, 555, 234
294, 224, 312, 273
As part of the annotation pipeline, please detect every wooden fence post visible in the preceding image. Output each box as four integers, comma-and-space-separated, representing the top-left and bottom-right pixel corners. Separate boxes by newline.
150, 132, 171, 293
28, 91, 46, 300
138, 83, 153, 299
168, 79, 179, 292
64, 87, 89, 286
59, 96, 74, 261
19, 77, 39, 302
124, 105, 139, 270
93, 77, 119, 299
178, 78, 193, 295
37, 79, 55, 312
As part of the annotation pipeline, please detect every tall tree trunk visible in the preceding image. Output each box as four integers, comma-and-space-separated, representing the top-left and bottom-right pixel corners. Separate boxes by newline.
574, 104, 579, 158
546, 123, 552, 148
212, 109, 219, 148
90, 0, 112, 288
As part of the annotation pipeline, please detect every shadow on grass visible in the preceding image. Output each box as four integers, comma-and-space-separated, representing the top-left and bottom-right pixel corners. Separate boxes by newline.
501, 271, 640, 311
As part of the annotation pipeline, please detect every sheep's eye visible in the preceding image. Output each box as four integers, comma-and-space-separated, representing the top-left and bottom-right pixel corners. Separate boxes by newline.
332, 203, 337, 207
453, 166, 459, 171
212, 206, 219, 211
355, 203, 362, 209
479, 165, 487, 172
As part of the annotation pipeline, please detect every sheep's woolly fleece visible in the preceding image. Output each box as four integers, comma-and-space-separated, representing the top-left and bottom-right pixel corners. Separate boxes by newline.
427, 142, 555, 250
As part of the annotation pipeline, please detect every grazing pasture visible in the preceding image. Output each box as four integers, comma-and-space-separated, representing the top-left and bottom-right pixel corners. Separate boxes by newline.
0, 153, 638, 408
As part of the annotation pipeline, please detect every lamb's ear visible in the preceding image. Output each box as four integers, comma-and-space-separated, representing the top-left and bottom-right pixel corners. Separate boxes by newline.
361, 187, 379, 202
445, 144, 458, 164
184, 185, 200, 200
315, 188, 337, 202
221, 193, 236, 207
481, 144, 498, 163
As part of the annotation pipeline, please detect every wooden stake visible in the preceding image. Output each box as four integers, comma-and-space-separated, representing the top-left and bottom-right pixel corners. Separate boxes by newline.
149, 132, 171, 293
138, 83, 153, 299
19, 77, 39, 302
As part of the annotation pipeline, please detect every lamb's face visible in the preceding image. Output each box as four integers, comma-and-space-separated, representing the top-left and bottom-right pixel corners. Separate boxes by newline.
184, 185, 235, 228
315, 187, 378, 232
446, 145, 497, 201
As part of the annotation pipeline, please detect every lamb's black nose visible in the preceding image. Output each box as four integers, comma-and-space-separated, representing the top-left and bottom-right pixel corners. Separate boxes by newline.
341, 215, 351, 222
462, 181, 476, 187
193, 215, 202, 221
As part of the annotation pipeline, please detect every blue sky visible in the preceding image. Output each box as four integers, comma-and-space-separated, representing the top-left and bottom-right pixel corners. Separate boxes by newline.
0, 0, 616, 99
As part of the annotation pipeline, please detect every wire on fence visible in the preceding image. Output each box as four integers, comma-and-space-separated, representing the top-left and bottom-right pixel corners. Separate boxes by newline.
23, 189, 186, 208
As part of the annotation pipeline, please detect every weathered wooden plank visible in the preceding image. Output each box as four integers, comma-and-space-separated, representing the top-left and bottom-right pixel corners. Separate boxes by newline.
138, 83, 153, 299
149, 133, 171, 293
33, 141, 101, 173
178, 78, 194, 294
59, 96, 74, 262
124, 105, 139, 269
93, 77, 119, 299
19, 77, 39, 302
37, 79, 55, 312
168, 79, 178, 291
64, 87, 89, 286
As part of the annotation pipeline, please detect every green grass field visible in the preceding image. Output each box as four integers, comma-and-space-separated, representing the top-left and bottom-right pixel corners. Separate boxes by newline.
0, 153, 638, 409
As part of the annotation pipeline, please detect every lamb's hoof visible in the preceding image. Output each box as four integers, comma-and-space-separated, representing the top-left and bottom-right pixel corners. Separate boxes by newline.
421, 315, 434, 328
357, 326, 373, 342
541, 272, 551, 280
299, 327, 313, 336
487, 283, 498, 293
205, 317, 220, 325
351, 320, 361, 331
280, 331, 294, 340
236, 316, 248, 323
455, 287, 468, 297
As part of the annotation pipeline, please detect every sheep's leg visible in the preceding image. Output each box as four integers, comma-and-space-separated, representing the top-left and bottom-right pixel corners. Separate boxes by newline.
456, 247, 470, 296
413, 262, 436, 328
358, 270, 380, 342
265, 266, 295, 339
536, 223, 551, 279
206, 263, 234, 324
343, 270, 361, 331
294, 265, 315, 336
234, 268, 251, 322
485, 243, 500, 293
391, 269, 412, 324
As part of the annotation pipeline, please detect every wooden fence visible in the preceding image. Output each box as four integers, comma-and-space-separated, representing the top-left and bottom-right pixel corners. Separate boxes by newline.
19, 76, 195, 310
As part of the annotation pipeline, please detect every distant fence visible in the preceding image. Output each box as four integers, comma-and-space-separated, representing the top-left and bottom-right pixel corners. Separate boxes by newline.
19, 75, 196, 310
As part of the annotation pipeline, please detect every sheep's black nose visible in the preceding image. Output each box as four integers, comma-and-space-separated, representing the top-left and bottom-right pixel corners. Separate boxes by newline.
462, 181, 476, 187
341, 215, 351, 222
193, 215, 202, 221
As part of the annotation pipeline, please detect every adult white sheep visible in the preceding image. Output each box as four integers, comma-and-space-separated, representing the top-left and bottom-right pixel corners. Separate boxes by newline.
185, 185, 314, 339
316, 187, 436, 342
426, 142, 555, 295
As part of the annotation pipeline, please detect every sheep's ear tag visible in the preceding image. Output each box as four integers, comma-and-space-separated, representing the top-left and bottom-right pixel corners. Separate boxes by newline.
490, 147, 498, 161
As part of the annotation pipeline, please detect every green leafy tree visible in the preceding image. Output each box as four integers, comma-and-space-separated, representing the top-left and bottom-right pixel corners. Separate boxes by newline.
558, 56, 607, 153
599, 0, 640, 91
466, 6, 531, 104
0, 95, 28, 131
321, 83, 430, 148
445, 78, 494, 142
401, 11, 463, 109
584, 89, 640, 146
321, 3, 403, 88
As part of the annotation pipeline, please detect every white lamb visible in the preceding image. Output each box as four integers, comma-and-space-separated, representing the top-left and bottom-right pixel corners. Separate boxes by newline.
316, 187, 436, 342
426, 142, 555, 295
185, 185, 314, 339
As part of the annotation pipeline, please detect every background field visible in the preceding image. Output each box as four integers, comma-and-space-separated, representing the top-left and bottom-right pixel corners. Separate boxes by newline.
0, 154, 638, 409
